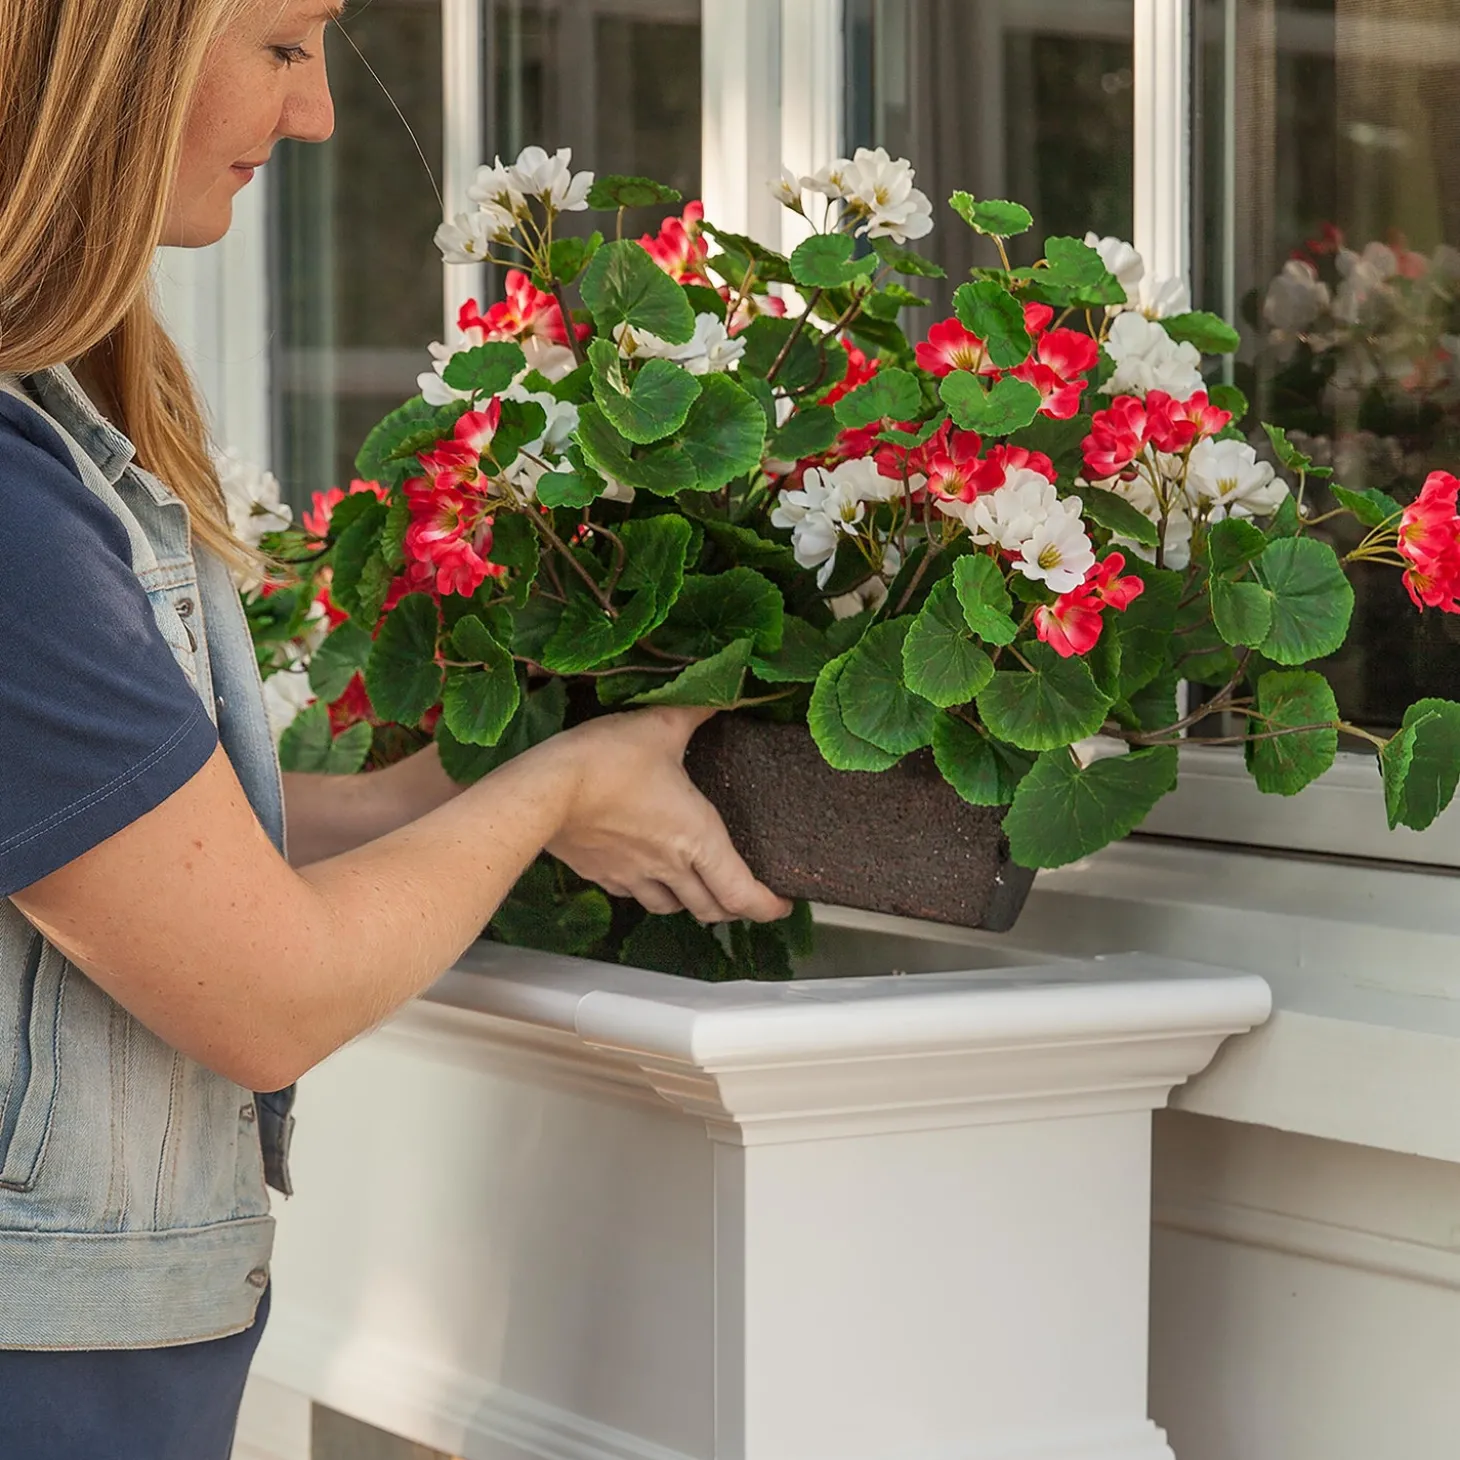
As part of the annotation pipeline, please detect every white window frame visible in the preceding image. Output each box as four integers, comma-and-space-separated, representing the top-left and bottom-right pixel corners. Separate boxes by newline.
165, 0, 1460, 868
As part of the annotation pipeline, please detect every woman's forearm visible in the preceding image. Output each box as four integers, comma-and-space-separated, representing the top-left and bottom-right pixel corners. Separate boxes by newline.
283, 743, 462, 864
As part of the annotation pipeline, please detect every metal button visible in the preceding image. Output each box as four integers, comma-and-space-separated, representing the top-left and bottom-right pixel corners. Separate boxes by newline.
246, 1266, 269, 1289
240, 1102, 256, 1123
175, 599, 197, 653
175, 598, 194, 618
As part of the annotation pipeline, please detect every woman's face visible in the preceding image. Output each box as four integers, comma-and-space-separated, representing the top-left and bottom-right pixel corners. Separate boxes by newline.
164, 0, 340, 248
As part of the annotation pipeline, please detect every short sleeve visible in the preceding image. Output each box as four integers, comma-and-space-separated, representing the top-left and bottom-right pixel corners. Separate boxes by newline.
0, 394, 219, 895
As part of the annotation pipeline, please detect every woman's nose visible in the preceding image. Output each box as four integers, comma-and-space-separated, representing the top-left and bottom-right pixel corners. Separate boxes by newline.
283, 60, 336, 145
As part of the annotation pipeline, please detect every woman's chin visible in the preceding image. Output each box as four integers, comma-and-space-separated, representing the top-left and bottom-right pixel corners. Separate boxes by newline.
159, 198, 236, 250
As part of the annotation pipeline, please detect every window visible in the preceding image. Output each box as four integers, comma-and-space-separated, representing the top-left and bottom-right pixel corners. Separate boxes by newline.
159, 0, 1460, 866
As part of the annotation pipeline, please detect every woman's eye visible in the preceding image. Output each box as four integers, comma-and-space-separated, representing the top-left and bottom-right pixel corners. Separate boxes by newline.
271, 44, 312, 67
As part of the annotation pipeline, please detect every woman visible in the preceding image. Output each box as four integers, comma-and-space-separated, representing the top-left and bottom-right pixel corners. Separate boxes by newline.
0, 2, 789, 1454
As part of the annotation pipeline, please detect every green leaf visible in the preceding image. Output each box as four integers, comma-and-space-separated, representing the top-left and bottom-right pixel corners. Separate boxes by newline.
1209, 517, 1268, 574
1159, 311, 1241, 355
1254, 536, 1354, 665
902, 579, 995, 707
871, 236, 946, 278
492, 860, 612, 957
278, 703, 372, 776
1332, 483, 1402, 528
487, 511, 539, 607
832, 367, 922, 429
1246, 670, 1338, 795
620, 911, 733, 979
657, 568, 784, 656
808, 653, 902, 771
441, 341, 527, 396
364, 593, 443, 725
329, 498, 390, 621
751, 615, 830, 683
1073, 486, 1159, 549
699, 518, 799, 573
588, 337, 702, 444
581, 239, 695, 344
790, 233, 877, 289
441, 615, 520, 746
308, 621, 374, 703
932, 714, 1034, 806
863, 283, 930, 317
699, 222, 795, 286
679, 375, 767, 489
1262, 422, 1332, 478
535, 469, 604, 509
1012, 236, 1125, 307
586, 174, 682, 209
1211, 577, 1273, 648
545, 231, 602, 285
1120, 668, 1180, 732
575, 402, 698, 496
728, 919, 797, 981
976, 641, 1112, 751
948, 193, 1033, 237
1382, 698, 1460, 832
953, 555, 1018, 646
941, 373, 1041, 437
540, 515, 693, 673
880, 413, 947, 449
1004, 745, 1179, 868
770, 405, 839, 461
739, 315, 824, 391
436, 679, 567, 786
1208, 382, 1249, 422
952, 280, 1032, 367
355, 397, 464, 487
630, 638, 754, 707
838, 621, 938, 754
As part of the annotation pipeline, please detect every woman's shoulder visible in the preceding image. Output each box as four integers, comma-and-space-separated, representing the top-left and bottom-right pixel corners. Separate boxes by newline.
0, 388, 134, 569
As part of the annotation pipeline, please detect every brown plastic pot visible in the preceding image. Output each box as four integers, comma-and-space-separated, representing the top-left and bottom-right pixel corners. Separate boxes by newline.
684, 715, 1035, 932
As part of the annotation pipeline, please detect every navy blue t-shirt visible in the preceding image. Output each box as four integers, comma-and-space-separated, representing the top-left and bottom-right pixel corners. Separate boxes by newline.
0, 393, 218, 896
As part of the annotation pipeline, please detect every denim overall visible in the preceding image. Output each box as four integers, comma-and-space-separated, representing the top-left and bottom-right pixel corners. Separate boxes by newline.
0, 366, 292, 1349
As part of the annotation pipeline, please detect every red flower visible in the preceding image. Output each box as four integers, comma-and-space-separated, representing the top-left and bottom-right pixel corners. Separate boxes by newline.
418, 401, 502, 490
640, 201, 712, 285
724, 288, 787, 336
1034, 553, 1146, 658
821, 340, 880, 407
983, 444, 1057, 486
302, 479, 387, 537
1398, 471, 1460, 612
915, 317, 995, 377
328, 673, 375, 733
401, 475, 507, 599
1145, 390, 1232, 455
915, 423, 986, 503
474, 270, 588, 350
1083, 396, 1156, 480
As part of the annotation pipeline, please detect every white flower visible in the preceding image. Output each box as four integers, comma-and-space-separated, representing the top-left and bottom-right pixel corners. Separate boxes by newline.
260, 665, 315, 743
1136, 275, 1192, 319
964, 469, 1066, 552
1185, 438, 1288, 521
467, 159, 523, 212
505, 145, 593, 212
498, 382, 580, 495
801, 158, 854, 199
827, 544, 902, 619
1011, 511, 1096, 594
217, 452, 291, 591
1102, 310, 1205, 397
770, 166, 804, 210
1085, 232, 1146, 298
841, 147, 933, 243
615, 313, 745, 375
1083, 471, 1194, 572
435, 208, 512, 264
770, 464, 870, 587
1263, 259, 1331, 335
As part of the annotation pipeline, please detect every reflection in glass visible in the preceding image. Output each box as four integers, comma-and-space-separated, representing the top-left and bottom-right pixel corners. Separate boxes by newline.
843, 0, 1134, 319
1198, 0, 1460, 728
269, 3, 444, 506
482, 0, 702, 283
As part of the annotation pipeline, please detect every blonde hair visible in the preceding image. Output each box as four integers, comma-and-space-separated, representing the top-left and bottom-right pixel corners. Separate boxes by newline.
0, 0, 255, 562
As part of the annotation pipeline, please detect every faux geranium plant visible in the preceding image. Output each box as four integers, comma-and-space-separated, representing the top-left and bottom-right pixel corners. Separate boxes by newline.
240, 144, 1460, 977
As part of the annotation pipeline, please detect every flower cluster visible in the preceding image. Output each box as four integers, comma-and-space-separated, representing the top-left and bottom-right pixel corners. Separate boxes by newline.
1034, 552, 1146, 658
436, 146, 594, 263
1397, 470, 1460, 611
775, 147, 934, 244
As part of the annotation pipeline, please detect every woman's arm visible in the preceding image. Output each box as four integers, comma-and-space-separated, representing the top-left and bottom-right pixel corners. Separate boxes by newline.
12, 707, 788, 1092
282, 744, 461, 864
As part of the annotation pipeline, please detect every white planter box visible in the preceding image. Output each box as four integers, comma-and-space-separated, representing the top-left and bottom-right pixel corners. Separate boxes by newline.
245, 912, 1267, 1460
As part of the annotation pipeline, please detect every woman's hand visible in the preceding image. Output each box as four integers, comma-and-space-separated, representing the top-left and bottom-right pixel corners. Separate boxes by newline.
545, 706, 792, 926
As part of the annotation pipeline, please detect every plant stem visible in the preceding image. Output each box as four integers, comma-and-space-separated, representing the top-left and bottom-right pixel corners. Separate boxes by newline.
551, 280, 587, 368
891, 539, 941, 616
765, 288, 823, 385
531, 511, 614, 614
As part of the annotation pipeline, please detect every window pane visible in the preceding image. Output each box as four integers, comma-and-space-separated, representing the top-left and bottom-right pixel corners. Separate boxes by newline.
269, 3, 444, 507
1198, 0, 1460, 730
844, 0, 1134, 317
482, 0, 702, 264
